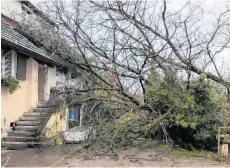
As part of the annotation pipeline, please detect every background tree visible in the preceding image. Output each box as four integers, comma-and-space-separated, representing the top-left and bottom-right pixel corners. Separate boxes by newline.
32, 0, 230, 102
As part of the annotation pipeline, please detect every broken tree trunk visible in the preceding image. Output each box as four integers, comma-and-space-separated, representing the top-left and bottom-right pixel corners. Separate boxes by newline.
218, 134, 230, 157
220, 144, 229, 157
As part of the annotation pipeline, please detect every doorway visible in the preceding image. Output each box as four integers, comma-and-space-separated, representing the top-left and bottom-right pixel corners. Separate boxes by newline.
38, 65, 47, 103
69, 104, 81, 129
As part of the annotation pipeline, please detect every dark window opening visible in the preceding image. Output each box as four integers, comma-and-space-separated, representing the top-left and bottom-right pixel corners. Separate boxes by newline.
71, 73, 76, 79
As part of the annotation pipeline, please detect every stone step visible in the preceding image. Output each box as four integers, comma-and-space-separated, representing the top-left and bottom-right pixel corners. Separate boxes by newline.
7, 130, 36, 137
16, 121, 41, 126
1, 141, 45, 150
33, 108, 55, 113
15, 126, 40, 132
37, 103, 53, 108
23, 112, 48, 117
19, 116, 41, 121
3, 136, 40, 142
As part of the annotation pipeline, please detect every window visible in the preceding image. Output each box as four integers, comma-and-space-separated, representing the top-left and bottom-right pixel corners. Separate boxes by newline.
21, 3, 33, 15
1, 50, 27, 81
1, 50, 17, 78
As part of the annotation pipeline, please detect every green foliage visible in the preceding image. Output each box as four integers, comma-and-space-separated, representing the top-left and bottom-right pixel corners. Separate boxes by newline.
118, 112, 140, 124
146, 70, 225, 150
63, 104, 69, 116
1, 77, 20, 94
206, 152, 212, 159
55, 136, 63, 145
94, 90, 109, 97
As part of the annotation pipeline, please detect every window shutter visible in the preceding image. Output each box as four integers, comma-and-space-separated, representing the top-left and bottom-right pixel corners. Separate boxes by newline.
16, 54, 27, 81
5, 55, 12, 76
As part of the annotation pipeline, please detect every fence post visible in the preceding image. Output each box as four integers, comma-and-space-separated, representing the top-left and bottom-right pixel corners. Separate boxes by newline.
218, 127, 220, 155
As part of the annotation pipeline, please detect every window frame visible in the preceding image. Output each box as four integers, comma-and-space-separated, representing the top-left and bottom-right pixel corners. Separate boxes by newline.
1, 50, 17, 78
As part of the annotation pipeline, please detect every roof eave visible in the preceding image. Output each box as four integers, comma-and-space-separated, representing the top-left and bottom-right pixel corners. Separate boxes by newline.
2, 39, 64, 67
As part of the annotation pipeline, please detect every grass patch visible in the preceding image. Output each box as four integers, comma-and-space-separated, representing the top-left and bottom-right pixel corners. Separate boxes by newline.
170, 148, 230, 165
212, 154, 230, 164
170, 149, 203, 157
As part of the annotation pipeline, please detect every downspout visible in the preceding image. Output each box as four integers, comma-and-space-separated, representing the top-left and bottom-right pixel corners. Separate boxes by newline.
227, 87, 230, 103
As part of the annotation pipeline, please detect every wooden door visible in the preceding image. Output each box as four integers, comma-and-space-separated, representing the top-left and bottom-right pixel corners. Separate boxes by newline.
68, 104, 81, 128
38, 65, 46, 103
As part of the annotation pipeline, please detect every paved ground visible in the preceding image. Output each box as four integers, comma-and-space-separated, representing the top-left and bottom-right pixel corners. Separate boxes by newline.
2, 149, 62, 167
1, 144, 82, 167
1, 145, 230, 167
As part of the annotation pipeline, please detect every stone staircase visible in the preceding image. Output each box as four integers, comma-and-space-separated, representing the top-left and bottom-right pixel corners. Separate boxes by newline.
2, 103, 55, 150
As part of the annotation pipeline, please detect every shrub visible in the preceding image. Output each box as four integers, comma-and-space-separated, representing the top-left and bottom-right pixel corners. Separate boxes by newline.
146, 73, 224, 150
1, 77, 20, 94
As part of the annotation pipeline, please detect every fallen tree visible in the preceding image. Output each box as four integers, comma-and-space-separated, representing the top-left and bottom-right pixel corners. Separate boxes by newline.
12, 0, 230, 152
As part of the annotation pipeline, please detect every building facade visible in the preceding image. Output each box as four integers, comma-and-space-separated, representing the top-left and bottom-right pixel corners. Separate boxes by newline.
1, 1, 82, 137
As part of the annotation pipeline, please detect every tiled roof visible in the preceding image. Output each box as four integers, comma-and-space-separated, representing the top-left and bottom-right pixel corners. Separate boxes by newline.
1, 21, 61, 65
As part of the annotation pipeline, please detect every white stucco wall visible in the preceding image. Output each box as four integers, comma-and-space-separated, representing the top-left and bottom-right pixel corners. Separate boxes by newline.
56, 70, 67, 87
45, 66, 57, 101
44, 66, 83, 101
1, 0, 22, 18
31, 58, 39, 106
66, 70, 83, 89
1, 0, 45, 30
56, 68, 82, 89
